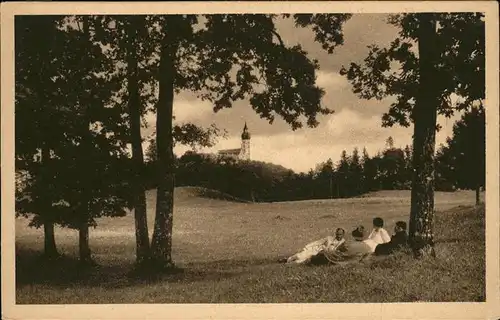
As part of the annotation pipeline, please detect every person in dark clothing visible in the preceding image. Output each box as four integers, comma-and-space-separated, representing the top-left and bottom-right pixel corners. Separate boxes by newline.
374, 221, 408, 256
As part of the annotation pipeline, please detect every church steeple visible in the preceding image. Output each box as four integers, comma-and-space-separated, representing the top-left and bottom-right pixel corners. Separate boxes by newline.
239, 122, 251, 161
241, 122, 251, 140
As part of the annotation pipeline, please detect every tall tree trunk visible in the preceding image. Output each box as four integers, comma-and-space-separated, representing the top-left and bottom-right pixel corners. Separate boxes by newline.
40, 145, 59, 258
78, 132, 93, 265
150, 30, 177, 269
329, 175, 333, 199
36, 19, 59, 259
43, 219, 58, 258
126, 17, 151, 266
475, 183, 481, 205
78, 16, 94, 266
79, 221, 92, 264
408, 14, 440, 258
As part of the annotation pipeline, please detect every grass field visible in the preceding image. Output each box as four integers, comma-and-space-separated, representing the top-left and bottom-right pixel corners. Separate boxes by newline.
15, 188, 485, 303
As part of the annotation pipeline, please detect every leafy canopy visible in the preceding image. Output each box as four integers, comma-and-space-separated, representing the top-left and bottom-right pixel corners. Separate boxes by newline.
339, 13, 484, 128
170, 14, 352, 130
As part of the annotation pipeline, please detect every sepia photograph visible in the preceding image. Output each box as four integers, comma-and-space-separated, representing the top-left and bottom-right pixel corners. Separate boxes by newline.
1, 1, 499, 319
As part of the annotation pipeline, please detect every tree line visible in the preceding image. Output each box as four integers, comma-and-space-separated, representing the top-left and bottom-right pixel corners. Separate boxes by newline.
15, 12, 484, 271
144, 105, 485, 204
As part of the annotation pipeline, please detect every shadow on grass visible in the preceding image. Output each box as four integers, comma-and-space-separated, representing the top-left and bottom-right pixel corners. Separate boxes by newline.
15, 204, 485, 303
183, 257, 280, 269
16, 248, 251, 289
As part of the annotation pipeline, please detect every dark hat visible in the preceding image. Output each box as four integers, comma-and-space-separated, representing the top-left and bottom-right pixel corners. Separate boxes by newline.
352, 226, 365, 240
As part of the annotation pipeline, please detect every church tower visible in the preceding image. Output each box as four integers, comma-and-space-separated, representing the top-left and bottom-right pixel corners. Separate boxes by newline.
239, 122, 251, 161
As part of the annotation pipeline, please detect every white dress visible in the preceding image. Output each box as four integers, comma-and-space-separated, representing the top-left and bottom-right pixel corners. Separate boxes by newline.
287, 236, 345, 264
365, 228, 391, 252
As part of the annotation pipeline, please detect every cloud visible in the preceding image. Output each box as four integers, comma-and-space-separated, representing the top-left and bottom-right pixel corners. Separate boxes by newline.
199, 109, 459, 173
275, 14, 399, 74
145, 90, 461, 173
316, 71, 348, 89
173, 95, 214, 123
156, 105, 461, 174
141, 92, 215, 139
327, 109, 382, 136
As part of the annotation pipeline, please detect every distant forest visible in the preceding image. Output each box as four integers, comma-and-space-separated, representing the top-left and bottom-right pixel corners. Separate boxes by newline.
142, 107, 485, 203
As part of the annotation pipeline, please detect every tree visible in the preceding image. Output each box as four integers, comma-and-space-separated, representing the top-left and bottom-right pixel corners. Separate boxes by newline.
90, 14, 163, 267
62, 15, 130, 264
76, 15, 99, 264
15, 15, 65, 259
94, 16, 227, 267
402, 144, 413, 188
408, 14, 441, 258
443, 107, 485, 203
380, 139, 406, 190
122, 15, 154, 266
61, 16, 130, 264
315, 158, 335, 199
339, 13, 484, 257
349, 147, 363, 196
361, 147, 376, 193
147, 14, 351, 269
336, 150, 350, 198
434, 144, 456, 192
15, 15, 130, 264
385, 136, 394, 149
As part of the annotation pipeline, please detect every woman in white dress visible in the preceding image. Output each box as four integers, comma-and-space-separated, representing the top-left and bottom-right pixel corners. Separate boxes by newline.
364, 217, 391, 252
284, 228, 346, 264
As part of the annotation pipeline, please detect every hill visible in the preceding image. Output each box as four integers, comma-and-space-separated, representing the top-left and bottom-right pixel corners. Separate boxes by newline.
358, 189, 484, 204
155, 186, 250, 205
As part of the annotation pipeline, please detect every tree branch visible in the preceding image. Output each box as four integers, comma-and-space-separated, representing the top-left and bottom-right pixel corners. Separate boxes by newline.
271, 29, 285, 47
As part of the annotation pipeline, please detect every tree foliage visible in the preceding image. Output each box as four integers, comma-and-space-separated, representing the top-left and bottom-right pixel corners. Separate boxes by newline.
189, 14, 350, 129
340, 13, 484, 128
15, 15, 131, 262
436, 106, 485, 199
145, 123, 227, 162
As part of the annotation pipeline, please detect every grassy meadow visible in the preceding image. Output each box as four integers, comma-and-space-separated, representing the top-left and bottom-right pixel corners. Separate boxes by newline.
15, 188, 485, 303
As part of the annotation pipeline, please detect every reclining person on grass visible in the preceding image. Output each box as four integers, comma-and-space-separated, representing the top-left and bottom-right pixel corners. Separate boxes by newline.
281, 228, 347, 264
309, 226, 373, 266
374, 221, 409, 256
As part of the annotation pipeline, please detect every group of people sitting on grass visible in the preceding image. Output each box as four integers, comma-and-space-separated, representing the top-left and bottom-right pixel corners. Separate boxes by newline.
280, 217, 409, 266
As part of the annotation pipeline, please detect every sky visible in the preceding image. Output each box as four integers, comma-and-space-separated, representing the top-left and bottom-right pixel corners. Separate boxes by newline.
142, 14, 462, 173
